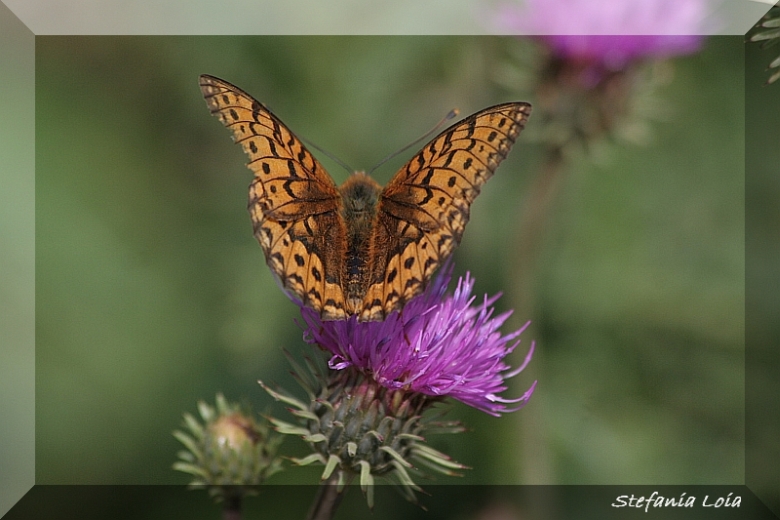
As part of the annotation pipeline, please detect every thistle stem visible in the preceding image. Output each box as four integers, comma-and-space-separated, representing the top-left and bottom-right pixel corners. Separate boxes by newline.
513, 145, 565, 306
512, 144, 565, 311
223, 493, 242, 520
306, 473, 349, 520
510, 144, 564, 487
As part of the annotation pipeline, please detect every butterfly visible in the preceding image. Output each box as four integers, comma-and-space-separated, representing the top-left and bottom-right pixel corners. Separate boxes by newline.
200, 74, 531, 321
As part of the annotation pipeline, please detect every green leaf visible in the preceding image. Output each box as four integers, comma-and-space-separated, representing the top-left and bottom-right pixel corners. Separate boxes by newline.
388, 460, 419, 490
396, 432, 424, 441
359, 461, 374, 509
379, 446, 413, 468
259, 381, 308, 410
291, 453, 325, 466
197, 401, 215, 422
762, 16, 780, 28
346, 442, 357, 457
364, 430, 384, 442
322, 454, 341, 480
173, 461, 209, 478
413, 454, 463, 476
173, 431, 201, 457
176, 450, 195, 463
215, 393, 230, 414
289, 408, 319, 421
182, 413, 203, 438
268, 418, 310, 436
358, 460, 373, 490
283, 350, 318, 400
752, 28, 780, 42
304, 433, 328, 444
412, 444, 467, 470
365, 485, 374, 510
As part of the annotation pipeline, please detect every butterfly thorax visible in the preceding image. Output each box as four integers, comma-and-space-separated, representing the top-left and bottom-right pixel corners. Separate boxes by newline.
338, 172, 383, 313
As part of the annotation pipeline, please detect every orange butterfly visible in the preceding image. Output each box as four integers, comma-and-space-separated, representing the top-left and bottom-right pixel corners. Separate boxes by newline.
200, 75, 531, 321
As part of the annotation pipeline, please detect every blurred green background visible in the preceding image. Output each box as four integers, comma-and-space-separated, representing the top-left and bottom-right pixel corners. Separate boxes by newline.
34, 35, 746, 505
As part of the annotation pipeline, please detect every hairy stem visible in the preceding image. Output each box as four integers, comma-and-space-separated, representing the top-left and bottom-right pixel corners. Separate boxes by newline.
223, 493, 242, 520
306, 473, 350, 520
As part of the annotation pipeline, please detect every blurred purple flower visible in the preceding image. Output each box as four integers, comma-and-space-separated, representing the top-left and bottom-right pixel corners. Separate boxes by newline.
495, 0, 707, 68
298, 264, 536, 417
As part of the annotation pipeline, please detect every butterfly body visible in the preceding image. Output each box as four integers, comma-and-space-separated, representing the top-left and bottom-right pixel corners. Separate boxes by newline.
200, 74, 531, 321
339, 172, 382, 313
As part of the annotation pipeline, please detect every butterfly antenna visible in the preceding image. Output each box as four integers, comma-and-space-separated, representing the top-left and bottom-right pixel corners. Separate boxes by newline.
367, 108, 460, 177
300, 136, 355, 175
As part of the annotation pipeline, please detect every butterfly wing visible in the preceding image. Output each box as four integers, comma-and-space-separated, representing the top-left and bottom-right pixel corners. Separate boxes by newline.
359, 102, 532, 321
199, 75, 349, 319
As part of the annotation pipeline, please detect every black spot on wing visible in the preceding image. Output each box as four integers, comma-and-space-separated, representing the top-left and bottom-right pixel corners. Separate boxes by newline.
404, 278, 420, 290
283, 179, 296, 199
325, 298, 342, 309
287, 160, 299, 178
287, 272, 304, 287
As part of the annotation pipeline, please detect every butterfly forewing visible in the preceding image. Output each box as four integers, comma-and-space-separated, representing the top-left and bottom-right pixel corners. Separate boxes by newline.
199, 75, 340, 217
199, 74, 349, 319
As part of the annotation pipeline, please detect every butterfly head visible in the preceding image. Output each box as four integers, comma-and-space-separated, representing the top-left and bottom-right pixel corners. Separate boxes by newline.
339, 172, 382, 219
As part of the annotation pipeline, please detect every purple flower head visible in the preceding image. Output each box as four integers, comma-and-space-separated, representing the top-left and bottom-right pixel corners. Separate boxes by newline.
298, 263, 537, 417
495, 0, 707, 68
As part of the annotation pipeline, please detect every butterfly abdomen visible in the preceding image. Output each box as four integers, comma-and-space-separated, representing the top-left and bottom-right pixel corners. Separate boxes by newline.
338, 173, 383, 313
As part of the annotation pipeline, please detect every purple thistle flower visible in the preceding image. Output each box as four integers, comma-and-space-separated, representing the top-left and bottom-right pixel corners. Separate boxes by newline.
494, 0, 707, 68
298, 264, 537, 417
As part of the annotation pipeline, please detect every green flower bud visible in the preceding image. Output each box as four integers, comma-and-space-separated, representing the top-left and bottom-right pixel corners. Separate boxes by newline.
173, 394, 284, 502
